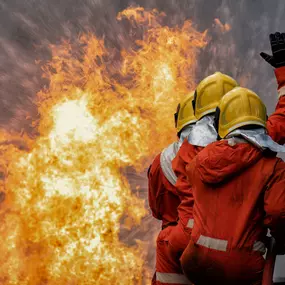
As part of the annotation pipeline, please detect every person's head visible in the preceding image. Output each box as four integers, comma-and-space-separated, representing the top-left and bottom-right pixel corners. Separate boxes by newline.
174, 91, 197, 138
192, 72, 238, 120
214, 87, 267, 139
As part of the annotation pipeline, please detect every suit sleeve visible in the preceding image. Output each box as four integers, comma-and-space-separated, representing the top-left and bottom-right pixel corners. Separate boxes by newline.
267, 66, 285, 145
264, 159, 285, 253
172, 142, 190, 193
172, 140, 202, 194
148, 154, 164, 220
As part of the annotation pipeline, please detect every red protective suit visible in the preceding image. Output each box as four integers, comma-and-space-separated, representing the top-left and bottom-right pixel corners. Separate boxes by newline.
163, 66, 285, 284
148, 152, 191, 284
153, 142, 202, 285
267, 67, 285, 144
172, 66, 285, 232
148, 153, 180, 229
180, 140, 285, 285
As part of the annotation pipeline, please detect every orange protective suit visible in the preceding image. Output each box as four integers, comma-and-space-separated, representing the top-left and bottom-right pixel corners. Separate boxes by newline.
180, 140, 285, 285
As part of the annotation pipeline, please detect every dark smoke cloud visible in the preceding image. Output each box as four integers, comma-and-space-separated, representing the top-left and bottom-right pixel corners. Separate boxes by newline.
1, 0, 285, 280
1, 0, 285, 128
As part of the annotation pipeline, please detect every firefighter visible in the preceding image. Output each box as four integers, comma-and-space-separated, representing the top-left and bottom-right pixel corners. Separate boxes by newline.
165, 72, 238, 280
169, 32, 285, 284
148, 92, 197, 285
180, 87, 285, 285
171, 31, 285, 237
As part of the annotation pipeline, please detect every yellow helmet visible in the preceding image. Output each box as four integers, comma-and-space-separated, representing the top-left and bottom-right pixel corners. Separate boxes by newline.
217, 87, 267, 139
175, 91, 197, 133
193, 72, 238, 120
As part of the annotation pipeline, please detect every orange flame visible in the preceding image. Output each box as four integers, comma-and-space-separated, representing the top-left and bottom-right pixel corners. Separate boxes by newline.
0, 7, 207, 284
214, 18, 231, 33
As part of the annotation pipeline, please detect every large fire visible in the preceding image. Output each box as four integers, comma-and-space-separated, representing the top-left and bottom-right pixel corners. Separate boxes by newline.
0, 7, 207, 285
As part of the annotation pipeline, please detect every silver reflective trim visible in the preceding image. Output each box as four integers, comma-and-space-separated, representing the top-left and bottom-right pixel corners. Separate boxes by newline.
227, 137, 248, 146
160, 128, 193, 186
227, 128, 285, 153
197, 235, 228, 251
273, 256, 285, 282
278, 86, 285, 98
196, 235, 266, 253
187, 115, 217, 147
156, 272, 192, 284
179, 124, 195, 143
253, 241, 266, 254
160, 142, 179, 186
187, 219, 194, 229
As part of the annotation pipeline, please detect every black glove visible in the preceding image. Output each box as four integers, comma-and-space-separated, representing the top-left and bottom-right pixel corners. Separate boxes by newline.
260, 32, 285, 68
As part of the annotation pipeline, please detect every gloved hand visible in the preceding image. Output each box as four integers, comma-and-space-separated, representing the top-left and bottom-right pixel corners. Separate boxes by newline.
260, 32, 285, 68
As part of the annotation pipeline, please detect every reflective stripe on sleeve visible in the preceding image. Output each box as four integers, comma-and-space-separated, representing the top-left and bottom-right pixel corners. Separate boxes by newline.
253, 241, 266, 254
278, 86, 285, 98
156, 272, 192, 284
186, 219, 194, 229
196, 235, 228, 251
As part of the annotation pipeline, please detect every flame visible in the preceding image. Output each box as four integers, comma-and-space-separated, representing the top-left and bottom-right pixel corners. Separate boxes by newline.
214, 18, 231, 33
0, 7, 207, 285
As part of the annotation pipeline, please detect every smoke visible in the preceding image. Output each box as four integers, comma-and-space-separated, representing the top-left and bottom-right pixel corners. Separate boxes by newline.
1, 0, 285, 280
1, 0, 285, 128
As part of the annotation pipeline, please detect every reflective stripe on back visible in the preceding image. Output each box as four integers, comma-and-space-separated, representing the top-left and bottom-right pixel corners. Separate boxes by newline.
196, 235, 266, 253
156, 272, 192, 284
197, 235, 228, 251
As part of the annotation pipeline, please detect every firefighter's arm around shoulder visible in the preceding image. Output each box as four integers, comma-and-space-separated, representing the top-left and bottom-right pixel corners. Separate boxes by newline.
264, 158, 285, 254
172, 146, 188, 190
172, 141, 203, 195
172, 140, 196, 192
